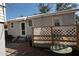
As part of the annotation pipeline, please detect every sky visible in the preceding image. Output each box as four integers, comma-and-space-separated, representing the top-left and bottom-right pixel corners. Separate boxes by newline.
6, 3, 79, 20
6, 3, 56, 20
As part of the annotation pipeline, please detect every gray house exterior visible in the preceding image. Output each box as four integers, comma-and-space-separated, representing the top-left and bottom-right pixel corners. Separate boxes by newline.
6, 9, 77, 41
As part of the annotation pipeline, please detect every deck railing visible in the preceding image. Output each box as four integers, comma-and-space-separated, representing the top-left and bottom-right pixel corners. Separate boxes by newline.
32, 25, 79, 48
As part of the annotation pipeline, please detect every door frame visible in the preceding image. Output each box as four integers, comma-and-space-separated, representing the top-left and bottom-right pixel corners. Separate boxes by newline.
20, 22, 26, 37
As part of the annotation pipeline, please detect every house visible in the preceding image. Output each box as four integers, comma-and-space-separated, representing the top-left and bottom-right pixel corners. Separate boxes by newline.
0, 3, 6, 56
6, 16, 32, 38
6, 9, 78, 41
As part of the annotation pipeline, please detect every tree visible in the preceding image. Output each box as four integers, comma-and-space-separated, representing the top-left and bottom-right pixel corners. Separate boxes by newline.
38, 3, 77, 13
56, 3, 77, 11
38, 3, 51, 13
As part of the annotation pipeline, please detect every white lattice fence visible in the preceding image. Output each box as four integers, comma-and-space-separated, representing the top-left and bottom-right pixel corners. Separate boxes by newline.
52, 26, 77, 46
32, 25, 78, 47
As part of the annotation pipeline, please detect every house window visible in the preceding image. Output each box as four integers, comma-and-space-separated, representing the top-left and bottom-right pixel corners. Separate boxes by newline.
54, 19, 60, 26
4, 25, 7, 29
21, 23, 25, 30
29, 20, 32, 26
11, 23, 14, 28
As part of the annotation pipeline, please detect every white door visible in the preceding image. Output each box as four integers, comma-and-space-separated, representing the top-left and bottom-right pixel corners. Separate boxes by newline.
20, 22, 26, 37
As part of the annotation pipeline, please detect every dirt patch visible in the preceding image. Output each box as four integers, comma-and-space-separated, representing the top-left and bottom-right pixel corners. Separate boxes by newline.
6, 42, 79, 56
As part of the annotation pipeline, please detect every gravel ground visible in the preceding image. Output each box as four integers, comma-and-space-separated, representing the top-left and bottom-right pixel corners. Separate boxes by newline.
6, 42, 79, 56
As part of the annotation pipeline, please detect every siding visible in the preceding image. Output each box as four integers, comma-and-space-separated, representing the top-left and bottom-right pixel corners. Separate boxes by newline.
0, 3, 5, 56
0, 23, 5, 55
32, 16, 52, 27
32, 12, 75, 27
8, 20, 31, 37
7, 12, 75, 37
62, 13, 75, 25
52, 12, 75, 26
8, 21, 20, 37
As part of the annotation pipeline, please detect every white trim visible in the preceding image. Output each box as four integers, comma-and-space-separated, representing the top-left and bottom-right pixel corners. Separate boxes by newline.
0, 3, 5, 22
8, 17, 26, 22
0, 19, 5, 22
20, 22, 26, 37
3, 3, 6, 22
0, 14, 4, 16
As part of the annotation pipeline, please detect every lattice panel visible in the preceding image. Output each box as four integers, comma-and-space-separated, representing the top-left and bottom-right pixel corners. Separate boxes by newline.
33, 41, 52, 44
34, 36, 52, 40
52, 26, 76, 36
34, 27, 51, 35
53, 41, 77, 46
40, 27, 51, 35
53, 37, 77, 41
52, 26, 77, 46
33, 25, 77, 47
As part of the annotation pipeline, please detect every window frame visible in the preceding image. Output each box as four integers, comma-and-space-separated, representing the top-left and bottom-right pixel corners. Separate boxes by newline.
54, 19, 60, 26
10, 23, 14, 28
28, 20, 32, 26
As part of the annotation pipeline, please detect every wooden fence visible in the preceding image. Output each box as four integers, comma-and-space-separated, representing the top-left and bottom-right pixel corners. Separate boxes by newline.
32, 25, 79, 48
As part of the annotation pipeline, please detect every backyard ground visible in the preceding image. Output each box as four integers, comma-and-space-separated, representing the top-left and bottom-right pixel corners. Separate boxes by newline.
6, 42, 79, 56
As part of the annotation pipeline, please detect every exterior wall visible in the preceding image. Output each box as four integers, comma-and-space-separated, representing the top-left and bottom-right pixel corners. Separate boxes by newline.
7, 20, 32, 37
62, 13, 75, 25
8, 21, 20, 37
32, 16, 52, 27
26, 20, 32, 37
0, 23, 5, 55
52, 12, 75, 26
52, 14, 63, 26
0, 3, 5, 56
8, 21, 21, 37
7, 12, 75, 38
32, 12, 75, 27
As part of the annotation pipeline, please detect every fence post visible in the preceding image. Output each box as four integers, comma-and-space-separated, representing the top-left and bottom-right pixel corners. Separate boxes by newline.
32, 27, 34, 47
51, 26, 53, 45
76, 25, 79, 48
